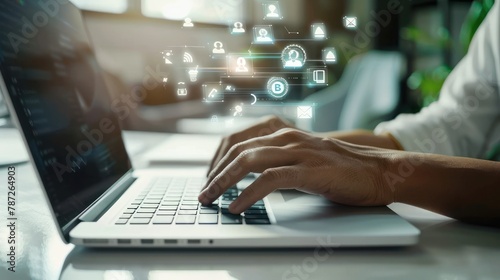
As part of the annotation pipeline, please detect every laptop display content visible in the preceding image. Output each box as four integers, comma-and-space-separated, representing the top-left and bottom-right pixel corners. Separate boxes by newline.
0, 2, 131, 233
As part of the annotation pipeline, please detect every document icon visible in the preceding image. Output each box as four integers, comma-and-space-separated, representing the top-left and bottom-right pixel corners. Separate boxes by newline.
297, 106, 313, 119
343, 17, 357, 29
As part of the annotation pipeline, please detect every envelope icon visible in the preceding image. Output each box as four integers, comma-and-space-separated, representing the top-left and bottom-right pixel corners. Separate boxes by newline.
297, 106, 313, 119
344, 17, 357, 28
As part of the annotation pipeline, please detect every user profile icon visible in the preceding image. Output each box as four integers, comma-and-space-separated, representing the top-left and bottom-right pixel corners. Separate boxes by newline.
226, 54, 253, 76
253, 26, 275, 45
235, 57, 248, 72
183, 18, 194, 27
263, 2, 282, 20
212, 41, 226, 54
231, 22, 246, 34
282, 44, 307, 69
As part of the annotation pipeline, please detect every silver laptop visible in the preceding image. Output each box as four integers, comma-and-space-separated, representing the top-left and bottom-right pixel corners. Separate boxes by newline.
0, 1, 419, 248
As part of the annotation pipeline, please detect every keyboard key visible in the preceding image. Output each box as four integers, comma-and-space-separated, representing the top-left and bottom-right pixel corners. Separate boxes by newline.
248, 205, 266, 210
159, 206, 178, 211
133, 213, 154, 218
161, 201, 179, 206
137, 208, 156, 213
221, 214, 243, 224
164, 197, 182, 201
127, 205, 139, 209
152, 216, 174, 224
253, 200, 265, 206
181, 201, 199, 205
156, 211, 176, 216
140, 204, 159, 208
244, 214, 269, 220
115, 219, 128, 225
245, 219, 270, 225
181, 205, 198, 210
178, 210, 197, 215
130, 218, 151, 225
120, 214, 132, 219
176, 215, 196, 224
123, 209, 136, 214
200, 208, 219, 214
198, 214, 218, 224
244, 210, 267, 215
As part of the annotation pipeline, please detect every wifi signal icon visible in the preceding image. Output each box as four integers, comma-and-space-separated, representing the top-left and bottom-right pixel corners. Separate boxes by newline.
183, 52, 194, 63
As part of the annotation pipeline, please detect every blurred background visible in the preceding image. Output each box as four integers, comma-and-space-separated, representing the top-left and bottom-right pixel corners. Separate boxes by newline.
0, 0, 494, 133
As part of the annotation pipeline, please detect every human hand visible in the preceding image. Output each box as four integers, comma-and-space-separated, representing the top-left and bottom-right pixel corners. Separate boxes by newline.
207, 115, 294, 175
198, 128, 395, 214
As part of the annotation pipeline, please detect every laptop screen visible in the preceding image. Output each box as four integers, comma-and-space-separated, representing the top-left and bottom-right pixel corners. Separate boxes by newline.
0, 2, 131, 230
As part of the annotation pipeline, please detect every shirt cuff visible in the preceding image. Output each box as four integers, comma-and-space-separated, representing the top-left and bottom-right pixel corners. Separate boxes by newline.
374, 114, 455, 156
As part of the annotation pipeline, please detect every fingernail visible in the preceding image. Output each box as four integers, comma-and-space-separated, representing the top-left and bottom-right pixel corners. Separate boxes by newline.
198, 192, 208, 205
228, 202, 241, 214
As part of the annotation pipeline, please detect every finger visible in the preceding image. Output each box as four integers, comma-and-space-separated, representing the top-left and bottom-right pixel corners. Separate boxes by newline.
198, 147, 295, 205
228, 167, 299, 214
206, 118, 284, 176
205, 133, 289, 189
207, 139, 224, 176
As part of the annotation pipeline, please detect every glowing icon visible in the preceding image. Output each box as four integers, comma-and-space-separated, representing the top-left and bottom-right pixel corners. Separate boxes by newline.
253, 26, 274, 44
297, 106, 313, 119
209, 89, 218, 98
227, 54, 253, 75
232, 22, 245, 34
183, 52, 194, 63
312, 23, 327, 39
212, 41, 226, 54
233, 104, 244, 117
323, 48, 337, 64
188, 66, 199, 82
203, 84, 224, 102
250, 94, 258, 105
313, 70, 326, 84
183, 18, 194, 27
177, 82, 187, 96
307, 68, 328, 85
343, 17, 357, 29
236, 57, 249, 72
267, 77, 289, 99
162, 50, 173, 64
162, 77, 168, 84
264, 2, 282, 20
225, 85, 236, 92
282, 45, 307, 69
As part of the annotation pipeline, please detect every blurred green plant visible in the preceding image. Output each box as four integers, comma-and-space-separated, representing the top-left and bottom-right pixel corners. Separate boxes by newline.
404, 0, 495, 108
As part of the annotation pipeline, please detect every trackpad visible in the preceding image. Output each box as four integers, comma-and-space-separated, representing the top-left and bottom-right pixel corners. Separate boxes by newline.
277, 190, 334, 206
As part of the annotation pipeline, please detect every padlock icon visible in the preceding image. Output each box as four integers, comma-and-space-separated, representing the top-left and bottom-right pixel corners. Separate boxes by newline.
177, 82, 187, 96
211, 115, 219, 123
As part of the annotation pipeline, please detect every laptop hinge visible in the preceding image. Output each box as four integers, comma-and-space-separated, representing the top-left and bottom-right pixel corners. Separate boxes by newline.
79, 170, 136, 222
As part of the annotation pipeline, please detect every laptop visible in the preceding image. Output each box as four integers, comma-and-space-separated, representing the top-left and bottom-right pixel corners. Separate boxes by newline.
0, 1, 419, 248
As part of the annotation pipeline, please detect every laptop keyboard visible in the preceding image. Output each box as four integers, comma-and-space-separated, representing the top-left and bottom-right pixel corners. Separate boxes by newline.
115, 178, 271, 225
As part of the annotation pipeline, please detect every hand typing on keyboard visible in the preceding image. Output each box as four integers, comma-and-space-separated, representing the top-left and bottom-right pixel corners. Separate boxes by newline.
198, 116, 395, 215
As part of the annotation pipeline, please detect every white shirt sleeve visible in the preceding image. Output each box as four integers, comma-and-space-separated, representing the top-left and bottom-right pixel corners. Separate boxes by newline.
374, 1, 500, 158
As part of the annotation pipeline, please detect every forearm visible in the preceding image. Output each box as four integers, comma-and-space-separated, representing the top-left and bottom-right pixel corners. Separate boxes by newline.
317, 130, 403, 150
388, 152, 500, 226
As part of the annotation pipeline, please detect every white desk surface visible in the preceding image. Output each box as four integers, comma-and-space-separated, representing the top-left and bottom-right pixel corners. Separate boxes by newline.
1, 128, 499, 280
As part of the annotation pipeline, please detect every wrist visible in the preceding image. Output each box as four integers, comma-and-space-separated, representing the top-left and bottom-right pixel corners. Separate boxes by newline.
378, 151, 422, 204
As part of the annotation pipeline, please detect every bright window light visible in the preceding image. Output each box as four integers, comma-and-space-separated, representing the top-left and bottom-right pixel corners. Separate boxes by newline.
70, 0, 128, 14
142, 0, 244, 24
